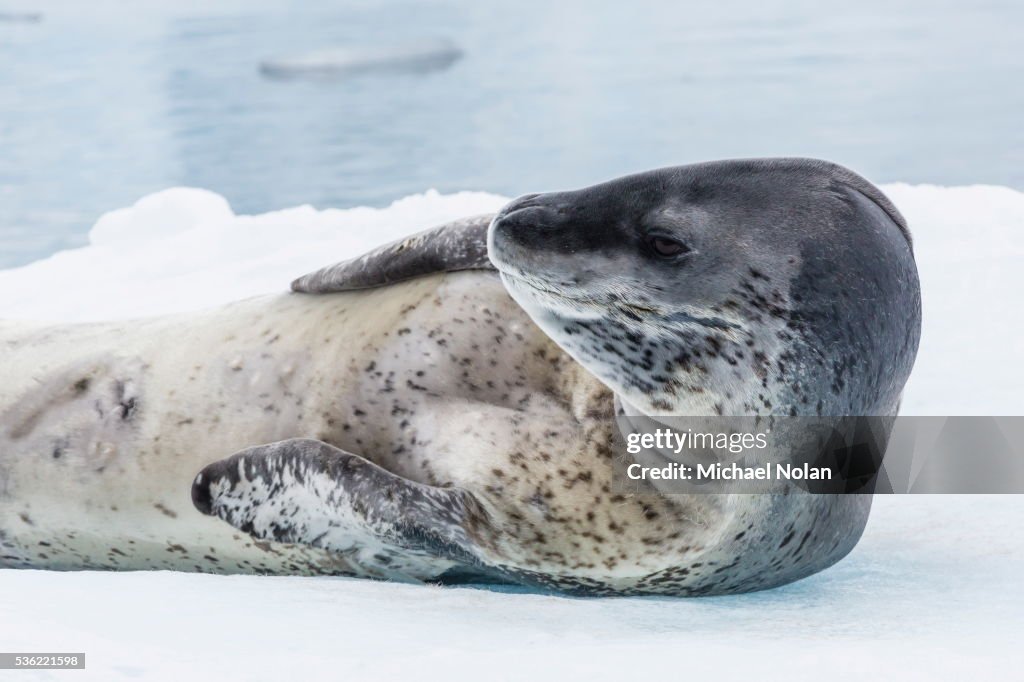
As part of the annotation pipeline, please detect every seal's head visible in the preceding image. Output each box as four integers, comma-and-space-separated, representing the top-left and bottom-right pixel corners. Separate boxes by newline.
489, 158, 921, 417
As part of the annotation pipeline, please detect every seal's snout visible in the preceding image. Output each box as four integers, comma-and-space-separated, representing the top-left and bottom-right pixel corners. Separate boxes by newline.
490, 192, 568, 258
497, 192, 542, 215
493, 197, 560, 231
191, 471, 214, 515
489, 191, 600, 283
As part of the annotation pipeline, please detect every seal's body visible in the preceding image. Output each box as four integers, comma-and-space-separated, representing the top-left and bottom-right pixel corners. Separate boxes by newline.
0, 275, 588, 577
1, 159, 920, 595
0, 278, 870, 593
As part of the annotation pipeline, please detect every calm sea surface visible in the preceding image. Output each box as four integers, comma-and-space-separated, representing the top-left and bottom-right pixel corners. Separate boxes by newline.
1, 0, 1022, 267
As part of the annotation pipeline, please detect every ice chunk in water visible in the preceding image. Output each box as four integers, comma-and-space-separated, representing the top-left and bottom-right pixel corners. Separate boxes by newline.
0, 12, 42, 23
260, 39, 463, 80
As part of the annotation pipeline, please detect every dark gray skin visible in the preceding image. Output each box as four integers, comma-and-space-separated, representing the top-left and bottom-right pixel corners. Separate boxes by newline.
192, 158, 921, 595
489, 158, 919, 419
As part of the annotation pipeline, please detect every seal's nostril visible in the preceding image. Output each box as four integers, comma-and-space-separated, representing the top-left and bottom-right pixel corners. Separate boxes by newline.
507, 193, 541, 210
498, 193, 545, 219
492, 205, 563, 238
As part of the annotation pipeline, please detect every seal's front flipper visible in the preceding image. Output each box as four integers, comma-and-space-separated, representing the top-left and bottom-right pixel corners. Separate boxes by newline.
191, 438, 495, 580
291, 214, 495, 293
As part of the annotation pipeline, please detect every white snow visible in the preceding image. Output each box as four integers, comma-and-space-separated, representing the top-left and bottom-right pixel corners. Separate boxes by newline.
0, 188, 507, 324
1, 184, 1022, 679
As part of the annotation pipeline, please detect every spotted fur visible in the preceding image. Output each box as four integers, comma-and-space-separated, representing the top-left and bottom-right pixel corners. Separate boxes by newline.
1, 158, 920, 595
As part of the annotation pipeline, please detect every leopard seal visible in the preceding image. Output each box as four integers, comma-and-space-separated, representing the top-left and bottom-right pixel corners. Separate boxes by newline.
0, 158, 920, 595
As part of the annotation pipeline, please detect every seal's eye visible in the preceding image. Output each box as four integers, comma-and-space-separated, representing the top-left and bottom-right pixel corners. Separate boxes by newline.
648, 236, 689, 258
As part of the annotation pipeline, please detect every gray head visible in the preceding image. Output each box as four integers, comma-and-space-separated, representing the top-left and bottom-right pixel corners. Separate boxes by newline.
488, 158, 921, 418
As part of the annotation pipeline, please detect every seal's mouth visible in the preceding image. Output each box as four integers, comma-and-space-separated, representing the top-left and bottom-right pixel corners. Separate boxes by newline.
499, 269, 601, 308
501, 266, 745, 337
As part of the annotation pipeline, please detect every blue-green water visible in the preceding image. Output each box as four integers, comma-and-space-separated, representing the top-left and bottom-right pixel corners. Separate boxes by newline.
1, 0, 1022, 267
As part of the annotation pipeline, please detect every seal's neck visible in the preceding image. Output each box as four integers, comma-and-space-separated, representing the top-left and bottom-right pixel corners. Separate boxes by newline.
500, 272, 794, 418
545, 310, 768, 417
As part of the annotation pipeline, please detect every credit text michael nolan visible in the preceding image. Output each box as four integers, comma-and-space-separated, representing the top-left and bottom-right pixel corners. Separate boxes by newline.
626, 462, 833, 481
